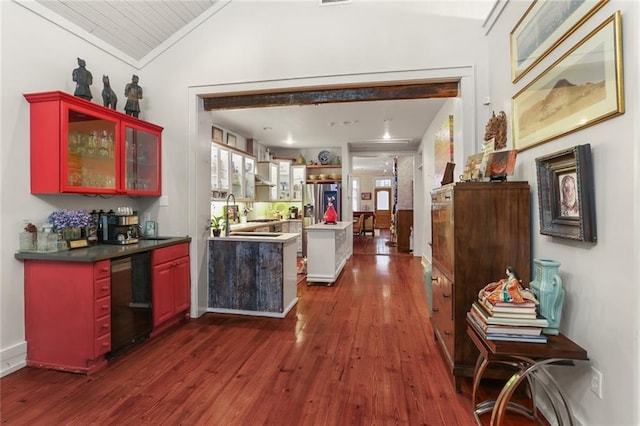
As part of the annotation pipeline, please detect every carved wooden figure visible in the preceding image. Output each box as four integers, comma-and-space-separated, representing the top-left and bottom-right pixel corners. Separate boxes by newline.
484, 111, 507, 150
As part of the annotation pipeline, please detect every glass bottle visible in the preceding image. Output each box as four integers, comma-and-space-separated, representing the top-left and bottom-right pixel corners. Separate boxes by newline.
19, 231, 36, 251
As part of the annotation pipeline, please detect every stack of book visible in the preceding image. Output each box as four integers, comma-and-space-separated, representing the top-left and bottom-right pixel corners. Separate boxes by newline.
467, 296, 550, 343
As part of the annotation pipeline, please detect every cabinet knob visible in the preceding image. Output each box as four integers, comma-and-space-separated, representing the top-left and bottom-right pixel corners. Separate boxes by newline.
442, 293, 451, 298
444, 331, 452, 336
431, 276, 438, 282
432, 307, 439, 312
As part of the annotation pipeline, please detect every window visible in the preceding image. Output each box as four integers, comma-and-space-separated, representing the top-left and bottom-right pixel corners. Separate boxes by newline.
374, 177, 392, 187
352, 177, 360, 211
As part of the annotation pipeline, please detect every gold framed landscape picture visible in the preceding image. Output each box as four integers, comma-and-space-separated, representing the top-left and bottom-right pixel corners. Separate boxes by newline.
510, 0, 608, 83
513, 11, 623, 152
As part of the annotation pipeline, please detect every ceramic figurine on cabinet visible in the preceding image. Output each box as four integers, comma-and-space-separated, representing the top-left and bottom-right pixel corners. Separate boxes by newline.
101, 75, 117, 110
124, 74, 143, 117
72, 57, 93, 101
479, 266, 538, 305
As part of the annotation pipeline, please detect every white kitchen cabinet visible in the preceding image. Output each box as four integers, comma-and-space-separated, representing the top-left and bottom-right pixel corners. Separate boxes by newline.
278, 160, 291, 200
212, 141, 254, 201
211, 144, 230, 199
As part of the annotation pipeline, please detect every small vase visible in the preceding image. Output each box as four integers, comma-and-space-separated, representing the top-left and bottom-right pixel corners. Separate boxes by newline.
529, 259, 564, 335
212, 229, 221, 237
324, 203, 338, 224
63, 227, 82, 241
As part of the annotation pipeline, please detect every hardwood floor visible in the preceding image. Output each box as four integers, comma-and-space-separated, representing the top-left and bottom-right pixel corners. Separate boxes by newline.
1, 236, 539, 425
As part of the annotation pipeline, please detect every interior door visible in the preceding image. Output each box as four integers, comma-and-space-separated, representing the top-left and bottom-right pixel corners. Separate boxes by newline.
374, 188, 391, 229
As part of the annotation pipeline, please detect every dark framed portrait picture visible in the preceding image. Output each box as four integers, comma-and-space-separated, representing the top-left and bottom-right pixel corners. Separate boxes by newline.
212, 126, 223, 144
361, 192, 371, 200
535, 144, 596, 242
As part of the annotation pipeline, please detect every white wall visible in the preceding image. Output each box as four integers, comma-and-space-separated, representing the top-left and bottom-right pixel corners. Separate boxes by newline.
486, 2, 639, 425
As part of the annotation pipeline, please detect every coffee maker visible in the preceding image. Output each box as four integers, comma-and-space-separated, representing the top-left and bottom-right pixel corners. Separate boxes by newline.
101, 211, 140, 244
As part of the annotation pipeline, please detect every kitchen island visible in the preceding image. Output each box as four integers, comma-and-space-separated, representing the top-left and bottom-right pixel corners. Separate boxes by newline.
305, 221, 353, 285
208, 232, 298, 318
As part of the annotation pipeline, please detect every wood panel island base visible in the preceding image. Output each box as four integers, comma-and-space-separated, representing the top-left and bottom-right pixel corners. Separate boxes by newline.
208, 233, 298, 318
305, 221, 353, 286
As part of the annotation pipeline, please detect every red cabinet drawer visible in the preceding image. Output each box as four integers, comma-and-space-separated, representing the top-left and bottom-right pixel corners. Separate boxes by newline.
95, 277, 110, 300
152, 243, 189, 265
94, 260, 111, 279
95, 315, 111, 337
94, 333, 111, 356
95, 297, 111, 319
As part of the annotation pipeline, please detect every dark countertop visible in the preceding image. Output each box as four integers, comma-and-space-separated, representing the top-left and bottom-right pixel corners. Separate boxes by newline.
14, 236, 191, 263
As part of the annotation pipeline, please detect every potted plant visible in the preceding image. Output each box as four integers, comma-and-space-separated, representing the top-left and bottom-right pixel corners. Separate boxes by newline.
211, 214, 226, 237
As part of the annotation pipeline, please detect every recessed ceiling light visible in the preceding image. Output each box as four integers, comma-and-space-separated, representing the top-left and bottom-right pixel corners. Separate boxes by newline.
263, 127, 272, 131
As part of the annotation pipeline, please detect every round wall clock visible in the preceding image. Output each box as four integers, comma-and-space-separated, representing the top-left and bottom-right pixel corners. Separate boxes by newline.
318, 150, 332, 165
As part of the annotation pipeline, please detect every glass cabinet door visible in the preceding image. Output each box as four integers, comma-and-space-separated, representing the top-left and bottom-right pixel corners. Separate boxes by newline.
63, 108, 117, 193
269, 162, 278, 201
231, 152, 244, 198
244, 156, 255, 200
219, 148, 229, 199
123, 124, 160, 194
292, 165, 306, 201
278, 160, 291, 200
211, 144, 219, 191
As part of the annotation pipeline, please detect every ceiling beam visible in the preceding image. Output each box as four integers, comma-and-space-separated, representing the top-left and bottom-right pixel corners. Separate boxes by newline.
202, 81, 459, 111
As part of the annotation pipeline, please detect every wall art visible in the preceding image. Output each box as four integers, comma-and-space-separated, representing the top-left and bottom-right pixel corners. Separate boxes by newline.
226, 132, 237, 147
433, 115, 454, 187
212, 126, 223, 144
535, 144, 596, 242
510, 0, 608, 83
513, 11, 623, 151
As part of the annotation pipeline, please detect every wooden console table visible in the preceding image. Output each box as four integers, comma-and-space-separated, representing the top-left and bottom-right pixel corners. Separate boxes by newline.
466, 319, 588, 425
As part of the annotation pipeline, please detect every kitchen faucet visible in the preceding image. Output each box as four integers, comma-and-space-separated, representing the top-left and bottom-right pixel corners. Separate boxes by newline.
225, 193, 235, 237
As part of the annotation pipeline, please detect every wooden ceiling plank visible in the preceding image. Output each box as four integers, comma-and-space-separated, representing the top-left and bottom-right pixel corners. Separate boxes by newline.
203, 82, 459, 111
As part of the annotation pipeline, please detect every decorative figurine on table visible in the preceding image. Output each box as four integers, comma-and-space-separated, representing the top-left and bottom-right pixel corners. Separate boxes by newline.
529, 259, 564, 335
72, 57, 93, 101
479, 266, 538, 305
124, 74, 143, 118
324, 197, 338, 224
101, 75, 118, 110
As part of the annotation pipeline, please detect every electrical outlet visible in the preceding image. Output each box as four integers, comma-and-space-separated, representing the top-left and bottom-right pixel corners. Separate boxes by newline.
590, 367, 603, 399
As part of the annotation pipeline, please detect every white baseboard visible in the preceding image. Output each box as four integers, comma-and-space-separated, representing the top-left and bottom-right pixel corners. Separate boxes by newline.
1, 341, 27, 377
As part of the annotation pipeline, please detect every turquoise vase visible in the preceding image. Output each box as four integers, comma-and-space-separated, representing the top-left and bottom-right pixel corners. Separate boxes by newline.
529, 259, 564, 335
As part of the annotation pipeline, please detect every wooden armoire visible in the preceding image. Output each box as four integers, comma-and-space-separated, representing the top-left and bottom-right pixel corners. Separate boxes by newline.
430, 181, 531, 391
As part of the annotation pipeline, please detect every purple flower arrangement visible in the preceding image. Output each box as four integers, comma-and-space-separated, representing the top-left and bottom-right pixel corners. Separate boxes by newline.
47, 209, 92, 230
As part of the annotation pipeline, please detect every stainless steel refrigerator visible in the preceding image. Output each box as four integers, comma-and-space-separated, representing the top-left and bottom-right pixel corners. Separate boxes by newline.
302, 182, 341, 257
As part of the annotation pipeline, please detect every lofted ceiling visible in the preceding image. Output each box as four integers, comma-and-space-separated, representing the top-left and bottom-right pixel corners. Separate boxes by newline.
22, 0, 496, 171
